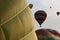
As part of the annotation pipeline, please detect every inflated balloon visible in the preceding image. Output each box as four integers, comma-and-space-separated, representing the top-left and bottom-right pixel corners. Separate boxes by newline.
29, 4, 33, 9
34, 10, 47, 27
56, 12, 60, 16
35, 29, 60, 40
50, 6, 52, 8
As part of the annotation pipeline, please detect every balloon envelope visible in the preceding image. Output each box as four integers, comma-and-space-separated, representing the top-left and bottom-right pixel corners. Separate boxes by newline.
35, 29, 60, 40
56, 12, 60, 16
34, 10, 47, 27
29, 4, 33, 9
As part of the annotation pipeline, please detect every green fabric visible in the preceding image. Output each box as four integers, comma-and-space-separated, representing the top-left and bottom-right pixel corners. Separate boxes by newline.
38, 35, 60, 40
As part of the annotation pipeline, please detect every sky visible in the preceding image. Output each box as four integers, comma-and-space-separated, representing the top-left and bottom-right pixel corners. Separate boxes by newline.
27, 0, 60, 32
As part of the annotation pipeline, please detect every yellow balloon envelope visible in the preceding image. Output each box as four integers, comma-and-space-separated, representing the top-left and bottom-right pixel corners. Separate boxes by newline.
0, 0, 37, 40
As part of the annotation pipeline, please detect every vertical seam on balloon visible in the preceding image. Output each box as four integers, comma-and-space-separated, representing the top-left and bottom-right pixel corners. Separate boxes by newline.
0, 27, 6, 40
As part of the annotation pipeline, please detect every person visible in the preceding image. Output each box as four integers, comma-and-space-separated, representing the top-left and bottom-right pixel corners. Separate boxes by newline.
0, 0, 37, 40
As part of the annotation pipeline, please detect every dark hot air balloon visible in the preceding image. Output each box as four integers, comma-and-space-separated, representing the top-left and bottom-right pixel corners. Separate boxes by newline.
35, 29, 60, 40
56, 11, 60, 16
34, 10, 47, 27
50, 6, 52, 8
29, 4, 33, 9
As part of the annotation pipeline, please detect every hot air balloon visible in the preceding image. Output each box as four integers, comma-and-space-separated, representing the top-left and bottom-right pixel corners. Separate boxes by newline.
29, 4, 33, 9
34, 10, 47, 27
56, 11, 60, 16
0, 0, 37, 40
50, 6, 52, 8
35, 29, 60, 40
